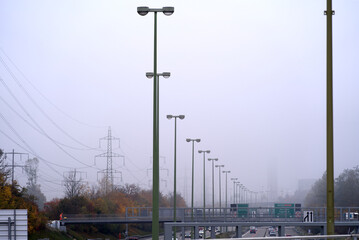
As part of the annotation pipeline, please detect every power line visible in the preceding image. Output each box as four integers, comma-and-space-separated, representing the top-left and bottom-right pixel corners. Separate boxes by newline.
0, 55, 100, 150
0, 82, 99, 169
0, 95, 101, 151
0, 48, 107, 129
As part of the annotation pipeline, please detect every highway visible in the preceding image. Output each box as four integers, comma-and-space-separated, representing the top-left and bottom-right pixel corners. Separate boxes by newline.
242, 227, 267, 238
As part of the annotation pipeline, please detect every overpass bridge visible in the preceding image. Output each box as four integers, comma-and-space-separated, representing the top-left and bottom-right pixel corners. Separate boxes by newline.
60, 206, 359, 239
61, 206, 359, 225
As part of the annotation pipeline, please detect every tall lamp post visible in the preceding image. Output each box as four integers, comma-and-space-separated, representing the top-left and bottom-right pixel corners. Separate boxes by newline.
222, 170, 230, 231
236, 183, 242, 203
137, 6, 174, 240
198, 150, 210, 219
208, 158, 218, 216
186, 138, 201, 220
167, 115, 185, 239
222, 171, 231, 212
231, 178, 238, 203
215, 164, 224, 214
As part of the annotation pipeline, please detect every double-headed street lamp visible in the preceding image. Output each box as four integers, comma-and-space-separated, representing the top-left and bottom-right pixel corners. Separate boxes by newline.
167, 115, 184, 239
208, 158, 218, 216
198, 150, 210, 219
137, 6, 174, 240
215, 164, 224, 213
186, 138, 201, 220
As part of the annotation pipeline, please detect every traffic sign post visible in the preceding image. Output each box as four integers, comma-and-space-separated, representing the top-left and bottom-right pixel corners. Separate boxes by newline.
303, 211, 314, 222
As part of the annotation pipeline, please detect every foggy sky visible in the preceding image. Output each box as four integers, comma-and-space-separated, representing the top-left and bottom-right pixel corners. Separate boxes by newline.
1, 0, 359, 205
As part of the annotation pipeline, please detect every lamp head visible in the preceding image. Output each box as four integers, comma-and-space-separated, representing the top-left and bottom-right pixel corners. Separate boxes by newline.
146, 72, 154, 79
178, 115, 185, 120
206, 150, 210, 153
195, 139, 201, 143
162, 72, 171, 78
167, 115, 173, 119
137, 6, 149, 16
162, 7, 174, 16
186, 138, 191, 142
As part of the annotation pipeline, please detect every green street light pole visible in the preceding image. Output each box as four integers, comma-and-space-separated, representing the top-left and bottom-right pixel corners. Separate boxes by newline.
325, 0, 334, 235
198, 150, 210, 219
231, 178, 238, 203
208, 158, 218, 216
215, 164, 224, 214
186, 138, 201, 220
167, 115, 185, 240
222, 171, 231, 211
137, 6, 174, 240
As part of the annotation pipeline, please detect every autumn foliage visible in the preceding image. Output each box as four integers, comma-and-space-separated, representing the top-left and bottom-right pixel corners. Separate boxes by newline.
0, 169, 47, 234
43, 183, 187, 236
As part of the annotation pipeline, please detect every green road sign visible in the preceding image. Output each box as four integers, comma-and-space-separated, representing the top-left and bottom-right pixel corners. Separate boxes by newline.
237, 204, 249, 218
274, 203, 295, 218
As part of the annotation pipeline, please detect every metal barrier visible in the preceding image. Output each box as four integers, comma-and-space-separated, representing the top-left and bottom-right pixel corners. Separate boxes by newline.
125, 207, 359, 223
216, 234, 359, 240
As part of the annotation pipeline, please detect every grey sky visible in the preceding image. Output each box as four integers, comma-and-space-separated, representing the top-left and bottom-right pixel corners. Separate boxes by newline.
1, 0, 359, 204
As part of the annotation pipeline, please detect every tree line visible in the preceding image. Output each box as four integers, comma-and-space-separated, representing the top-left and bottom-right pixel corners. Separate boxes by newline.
0, 148, 187, 237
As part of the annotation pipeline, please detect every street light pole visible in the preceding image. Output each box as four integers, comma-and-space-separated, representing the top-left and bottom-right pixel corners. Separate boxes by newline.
167, 115, 185, 239
236, 183, 241, 203
223, 171, 231, 211
137, 6, 174, 240
215, 165, 224, 214
231, 178, 238, 203
208, 158, 218, 216
198, 150, 210, 219
186, 138, 201, 220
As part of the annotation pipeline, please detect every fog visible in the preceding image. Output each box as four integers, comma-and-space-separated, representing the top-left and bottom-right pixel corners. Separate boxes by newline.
1, 0, 359, 205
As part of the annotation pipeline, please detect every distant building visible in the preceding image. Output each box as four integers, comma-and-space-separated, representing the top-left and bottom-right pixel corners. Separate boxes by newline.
298, 179, 316, 192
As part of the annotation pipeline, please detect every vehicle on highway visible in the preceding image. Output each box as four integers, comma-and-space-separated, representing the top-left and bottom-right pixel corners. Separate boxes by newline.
250, 226, 257, 233
184, 233, 191, 238
269, 231, 276, 237
199, 229, 204, 238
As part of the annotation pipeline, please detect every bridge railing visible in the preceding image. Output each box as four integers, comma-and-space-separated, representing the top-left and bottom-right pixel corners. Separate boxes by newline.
61, 207, 359, 223
124, 207, 359, 222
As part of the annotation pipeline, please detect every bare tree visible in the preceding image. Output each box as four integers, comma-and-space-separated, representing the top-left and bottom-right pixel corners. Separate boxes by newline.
63, 169, 86, 198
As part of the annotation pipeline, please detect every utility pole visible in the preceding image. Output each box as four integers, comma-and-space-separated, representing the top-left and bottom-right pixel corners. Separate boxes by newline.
4, 149, 29, 186
95, 127, 124, 193
3, 149, 28, 240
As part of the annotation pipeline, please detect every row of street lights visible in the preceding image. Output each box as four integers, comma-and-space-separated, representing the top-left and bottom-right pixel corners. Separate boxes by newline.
138, 4, 267, 239
138, 0, 336, 237
231, 179, 259, 204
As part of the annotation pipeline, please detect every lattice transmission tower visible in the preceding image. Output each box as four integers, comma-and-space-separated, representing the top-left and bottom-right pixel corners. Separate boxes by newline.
95, 127, 124, 193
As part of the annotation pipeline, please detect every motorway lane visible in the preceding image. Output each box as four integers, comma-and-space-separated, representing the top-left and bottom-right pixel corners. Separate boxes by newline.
243, 227, 267, 238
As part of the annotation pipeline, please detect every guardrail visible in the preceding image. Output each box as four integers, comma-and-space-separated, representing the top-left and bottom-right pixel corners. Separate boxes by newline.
60, 207, 359, 225
217, 234, 359, 240
125, 207, 359, 223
